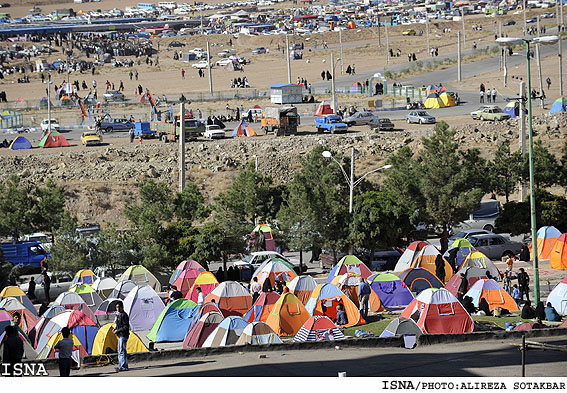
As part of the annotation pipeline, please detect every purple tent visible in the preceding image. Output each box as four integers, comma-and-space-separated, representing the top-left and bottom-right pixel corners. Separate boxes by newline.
368, 273, 414, 310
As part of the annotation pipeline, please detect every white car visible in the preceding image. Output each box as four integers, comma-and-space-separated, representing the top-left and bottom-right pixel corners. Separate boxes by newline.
192, 60, 212, 69
204, 124, 225, 139
233, 251, 306, 273
40, 118, 60, 132
215, 58, 233, 67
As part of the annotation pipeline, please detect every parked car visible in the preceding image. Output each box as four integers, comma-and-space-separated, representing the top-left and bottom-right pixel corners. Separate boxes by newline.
476, 107, 510, 121
467, 233, 523, 260
1, 241, 50, 270
19, 272, 73, 303
233, 251, 307, 273
541, 12, 555, 19
288, 43, 302, 50
342, 111, 376, 126
204, 124, 225, 139
252, 47, 267, 54
526, 17, 537, 23
452, 200, 502, 233
215, 58, 233, 66
191, 60, 212, 69
470, 105, 498, 119
40, 118, 60, 132
168, 41, 185, 47
368, 118, 395, 131
315, 115, 349, 133
449, 229, 493, 243
503, 20, 516, 26
402, 29, 417, 36
97, 117, 134, 133
103, 90, 125, 102
406, 110, 436, 124
80, 131, 103, 146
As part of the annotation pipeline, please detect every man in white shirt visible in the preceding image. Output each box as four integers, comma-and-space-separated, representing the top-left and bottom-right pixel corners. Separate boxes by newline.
196, 287, 205, 305
250, 277, 261, 302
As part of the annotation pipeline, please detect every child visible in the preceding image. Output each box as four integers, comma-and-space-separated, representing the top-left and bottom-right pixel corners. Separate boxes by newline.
512, 284, 521, 305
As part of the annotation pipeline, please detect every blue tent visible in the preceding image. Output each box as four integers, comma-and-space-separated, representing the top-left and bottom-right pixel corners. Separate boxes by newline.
146, 299, 199, 343
549, 97, 567, 114
9, 136, 32, 150
502, 101, 522, 118
72, 324, 99, 355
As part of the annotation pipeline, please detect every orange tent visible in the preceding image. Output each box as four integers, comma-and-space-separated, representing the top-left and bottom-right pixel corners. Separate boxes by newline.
305, 283, 365, 327
550, 233, 567, 270
331, 273, 385, 312
242, 291, 280, 322
232, 120, 257, 137
465, 279, 519, 312
530, 226, 562, 260
265, 293, 310, 337
204, 281, 252, 317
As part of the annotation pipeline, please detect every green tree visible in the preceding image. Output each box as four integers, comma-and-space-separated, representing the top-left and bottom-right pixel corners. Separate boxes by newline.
558, 141, 567, 190
0, 175, 35, 241
191, 222, 227, 271
419, 121, 484, 232
50, 215, 90, 272
522, 140, 558, 189
351, 191, 413, 263
488, 142, 522, 203
32, 179, 67, 241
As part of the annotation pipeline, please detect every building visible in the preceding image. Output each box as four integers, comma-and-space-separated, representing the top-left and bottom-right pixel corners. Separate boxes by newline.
270, 83, 303, 104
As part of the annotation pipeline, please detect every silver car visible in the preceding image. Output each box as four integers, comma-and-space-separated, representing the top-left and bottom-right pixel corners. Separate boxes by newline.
405, 110, 436, 124
467, 234, 523, 260
103, 90, 125, 102
343, 111, 376, 126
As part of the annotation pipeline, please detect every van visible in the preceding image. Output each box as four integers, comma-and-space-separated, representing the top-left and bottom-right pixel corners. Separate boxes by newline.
452, 200, 502, 233
1, 241, 50, 270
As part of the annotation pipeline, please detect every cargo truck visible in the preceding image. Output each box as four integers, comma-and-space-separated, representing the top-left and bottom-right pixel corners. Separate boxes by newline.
260, 106, 300, 136
150, 113, 205, 142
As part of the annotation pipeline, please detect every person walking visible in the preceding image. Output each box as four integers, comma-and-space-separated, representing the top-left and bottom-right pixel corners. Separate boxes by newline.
358, 277, 371, 320
546, 76, 551, 90
113, 301, 130, 372
479, 90, 484, 103
54, 327, 74, 377
181, 68, 185, 79
2, 325, 24, 376
517, 268, 530, 303
42, 271, 51, 303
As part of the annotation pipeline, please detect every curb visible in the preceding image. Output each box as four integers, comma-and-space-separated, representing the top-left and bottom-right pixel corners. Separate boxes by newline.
35, 327, 567, 371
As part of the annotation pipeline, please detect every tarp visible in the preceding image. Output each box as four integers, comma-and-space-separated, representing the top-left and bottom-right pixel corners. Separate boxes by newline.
305, 283, 364, 327
546, 277, 567, 315
265, 293, 310, 337
293, 315, 344, 342
119, 265, 161, 292
8, 136, 32, 150
465, 278, 519, 311
368, 273, 414, 310
232, 120, 257, 137
38, 130, 70, 148
146, 298, 199, 342
183, 311, 224, 348
235, 321, 283, 345
91, 323, 148, 355
395, 268, 444, 295
549, 97, 567, 114
400, 288, 476, 334
123, 285, 165, 331
204, 281, 253, 317
550, 233, 567, 270
288, 275, 317, 305
327, 255, 372, 283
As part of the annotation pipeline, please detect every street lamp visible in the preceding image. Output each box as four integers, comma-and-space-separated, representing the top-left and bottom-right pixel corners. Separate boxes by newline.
496, 35, 559, 305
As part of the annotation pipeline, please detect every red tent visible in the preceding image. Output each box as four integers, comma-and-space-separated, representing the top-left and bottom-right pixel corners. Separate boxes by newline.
314, 101, 333, 116
39, 130, 70, 148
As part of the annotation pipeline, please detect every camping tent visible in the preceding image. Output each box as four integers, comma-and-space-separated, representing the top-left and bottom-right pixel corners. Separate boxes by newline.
72, 269, 97, 286
94, 297, 122, 325
546, 277, 567, 314
439, 92, 456, 107
394, 241, 430, 272
349, 82, 362, 94
252, 259, 297, 286
146, 299, 199, 342
123, 285, 165, 331
250, 224, 276, 252
293, 315, 345, 342
460, 251, 500, 280
8, 136, 32, 150
183, 311, 224, 349
92, 277, 118, 300
187, 302, 223, 331
232, 120, 257, 137
169, 260, 205, 285
531, 226, 562, 260
331, 273, 385, 312
35, 331, 88, 362
314, 101, 333, 116
368, 273, 414, 310
53, 291, 97, 323
243, 291, 280, 323
0, 297, 37, 334
119, 265, 162, 292
443, 238, 475, 269
185, 271, 219, 303
326, 255, 372, 283
172, 267, 205, 297
444, 266, 487, 298
305, 283, 364, 327
36, 97, 52, 109
205, 281, 252, 317
91, 323, 148, 355
288, 275, 317, 305
411, 245, 453, 283
27, 305, 65, 347
265, 293, 310, 336
236, 321, 283, 345
35, 309, 98, 355
400, 288, 475, 334
109, 280, 137, 300
202, 315, 248, 347
0, 310, 13, 336
423, 92, 445, 109
396, 268, 444, 294
503, 101, 522, 118
550, 233, 567, 270
549, 97, 567, 114
379, 317, 423, 338
69, 284, 103, 310
0, 286, 36, 316
38, 130, 70, 148
465, 279, 519, 311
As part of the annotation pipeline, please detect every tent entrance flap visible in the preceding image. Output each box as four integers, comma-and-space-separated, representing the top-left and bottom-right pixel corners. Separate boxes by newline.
437, 303, 455, 315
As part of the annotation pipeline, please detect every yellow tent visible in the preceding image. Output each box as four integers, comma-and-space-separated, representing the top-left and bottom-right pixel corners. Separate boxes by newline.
91, 323, 148, 355
424, 93, 445, 109
439, 92, 456, 107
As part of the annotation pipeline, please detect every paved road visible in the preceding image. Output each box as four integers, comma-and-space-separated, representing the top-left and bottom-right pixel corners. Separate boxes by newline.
74, 335, 567, 377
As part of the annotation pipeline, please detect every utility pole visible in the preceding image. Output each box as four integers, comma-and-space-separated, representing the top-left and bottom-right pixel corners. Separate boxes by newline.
519, 81, 527, 201
457, 31, 462, 81
537, 16, 540, 37
562, 1, 565, 31
557, 1, 561, 31
523, 0, 527, 34
47, 74, 51, 133
206, 41, 213, 96
560, 39, 564, 96
285, 35, 291, 84
426, 18, 430, 55
179, 102, 185, 192
385, 23, 390, 64
536, 43, 544, 107
331, 52, 336, 112
504, 48, 508, 87
339, 29, 344, 75
461, 12, 466, 47
377, 17, 381, 46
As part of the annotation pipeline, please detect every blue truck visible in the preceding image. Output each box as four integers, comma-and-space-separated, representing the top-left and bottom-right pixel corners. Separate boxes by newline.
315, 115, 349, 134
134, 121, 156, 138
1, 241, 51, 270
96, 117, 135, 133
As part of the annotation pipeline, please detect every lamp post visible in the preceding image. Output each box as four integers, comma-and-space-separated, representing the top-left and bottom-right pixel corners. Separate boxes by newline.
330, 52, 341, 112
497, 35, 560, 305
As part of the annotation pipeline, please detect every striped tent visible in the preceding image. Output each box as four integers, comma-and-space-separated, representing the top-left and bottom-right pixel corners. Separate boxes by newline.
185, 271, 219, 303
204, 281, 253, 317
293, 316, 345, 342
183, 311, 224, 349
465, 279, 519, 312
288, 275, 317, 305
327, 255, 372, 283
395, 268, 444, 294
243, 291, 280, 323
460, 251, 500, 280
394, 241, 430, 272
235, 321, 283, 345
202, 315, 248, 347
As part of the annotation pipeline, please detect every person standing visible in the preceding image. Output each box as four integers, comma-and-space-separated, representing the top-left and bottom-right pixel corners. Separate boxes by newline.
196, 287, 205, 306
181, 68, 185, 79
113, 301, 129, 372
42, 272, 51, 303
512, 284, 521, 305
517, 268, 530, 302
250, 277, 261, 303
2, 326, 24, 376
546, 76, 551, 90
54, 327, 74, 377
479, 90, 484, 103
129, 128, 134, 143
457, 273, 468, 302
435, 254, 446, 284
491, 88, 497, 102
358, 278, 371, 320
27, 277, 36, 300
486, 89, 491, 103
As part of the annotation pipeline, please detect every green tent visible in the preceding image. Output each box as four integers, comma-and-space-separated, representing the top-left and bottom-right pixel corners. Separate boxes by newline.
69, 283, 103, 309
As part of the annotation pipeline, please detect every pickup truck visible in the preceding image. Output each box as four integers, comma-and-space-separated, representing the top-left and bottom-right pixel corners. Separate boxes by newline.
40, 118, 60, 132
151, 115, 205, 142
96, 117, 135, 133
1, 241, 50, 271
315, 115, 349, 134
